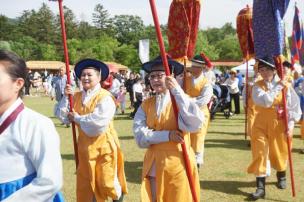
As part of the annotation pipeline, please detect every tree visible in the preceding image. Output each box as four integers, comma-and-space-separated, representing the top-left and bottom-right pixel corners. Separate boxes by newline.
111, 15, 145, 46
92, 4, 110, 31
55, 6, 78, 39
18, 4, 57, 44
39, 43, 58, 60
77, 21, 98, 40
0, 41, 11, 50
215, 34, 242, 60
195, 31, 219, 60
67, 38, 82, 64
10, 36, 40, 60
114, 44, 140, 67
0, 15, 18, 41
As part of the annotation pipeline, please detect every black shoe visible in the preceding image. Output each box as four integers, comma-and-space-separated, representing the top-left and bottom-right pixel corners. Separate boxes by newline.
197, 163, 200, 173
247, 141, 251, 147
276, 171, 286, 189
250, 177, 265, 200
113, 194, 124, 202
251, 188, 265, 200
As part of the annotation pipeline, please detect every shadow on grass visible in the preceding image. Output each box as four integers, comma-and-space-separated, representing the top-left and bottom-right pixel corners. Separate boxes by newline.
208, 131, 245, 136
119, 136, 134, 140
205, 139, 250, 151
201, 180, 252, 197
114, 116, 133, 120
292, 148, 304, 154
124, 161, 142, 184
61, 154, 75, 160
201, 180, 288, 202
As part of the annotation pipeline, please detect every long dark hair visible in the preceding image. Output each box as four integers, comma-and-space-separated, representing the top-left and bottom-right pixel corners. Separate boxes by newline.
0, 50, 27, 97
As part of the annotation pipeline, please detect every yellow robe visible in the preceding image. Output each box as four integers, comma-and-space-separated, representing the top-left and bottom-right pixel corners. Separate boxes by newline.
141, 96, 200, 202
74, 89, 127, 202
185, 74, 210, 153
246, 85, 256, 137
247, 80, 288, 176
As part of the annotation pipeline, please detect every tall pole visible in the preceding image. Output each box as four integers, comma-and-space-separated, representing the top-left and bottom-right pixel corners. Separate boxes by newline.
53, 0, 79, 167
275, 56, 296, 197
245, 56, 249, 140
149, 0, 198, 201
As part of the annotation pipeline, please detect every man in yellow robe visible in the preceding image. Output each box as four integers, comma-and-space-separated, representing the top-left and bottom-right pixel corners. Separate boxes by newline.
133, 56, 203, 202
247, 57, 301, 200
184, 55, 213, 169
62, 59, 127, 202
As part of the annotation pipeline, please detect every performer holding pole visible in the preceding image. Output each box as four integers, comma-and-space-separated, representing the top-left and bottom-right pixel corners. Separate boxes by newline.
61, 59, 127, 202
133, 56, 202, 202
49, 0, 78, 166
252, 0, 298, 197
148, 0, 199, 201
247, 57, 301, 200
186, 53, 213, 169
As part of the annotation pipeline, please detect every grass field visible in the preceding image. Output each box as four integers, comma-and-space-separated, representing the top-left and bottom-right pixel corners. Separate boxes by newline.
24, 96, 304, 202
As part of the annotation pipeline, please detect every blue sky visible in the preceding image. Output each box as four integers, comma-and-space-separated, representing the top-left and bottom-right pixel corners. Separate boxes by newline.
0, 0, 303, 35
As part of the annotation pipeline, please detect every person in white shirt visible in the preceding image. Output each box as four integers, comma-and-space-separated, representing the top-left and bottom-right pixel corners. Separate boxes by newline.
0, 50, 64, 202
133, 56, 203, 201
223, 70, 240, 114
247, 57, 301, 200
62, 59, 127, 202
109, 73, 121, 98
130, 78, 144, 118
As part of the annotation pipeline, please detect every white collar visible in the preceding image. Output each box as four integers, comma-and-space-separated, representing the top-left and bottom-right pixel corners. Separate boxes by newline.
0, 98, 23, 125
83, 83, 101, 96
264, 74, 280, 86
82, 84, 101, 104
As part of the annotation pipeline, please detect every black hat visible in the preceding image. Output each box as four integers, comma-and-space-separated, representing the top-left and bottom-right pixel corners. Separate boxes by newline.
191, 54, 206, 67
74, 59, 109, 81
257, 57, 275, 69
142, 56, 184, 75
283, 61, 292, 68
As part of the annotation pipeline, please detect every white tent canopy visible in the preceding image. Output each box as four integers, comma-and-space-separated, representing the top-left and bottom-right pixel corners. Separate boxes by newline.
231, 59, 255, 77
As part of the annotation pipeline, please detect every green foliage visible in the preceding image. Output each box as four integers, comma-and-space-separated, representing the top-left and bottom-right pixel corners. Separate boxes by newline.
1, 3, 243, 67
203, 23, 242, 60
195, 31, 219, 60
39, 43, 58, 60
215, 34, 242, 60
0, 41, 11, 50
10, 36, 40, 60
77, 21, 99, 40
0, 15, 17, 41
111, 15, 145, 46
92, 4, 111, 31
114, 44, 141, 67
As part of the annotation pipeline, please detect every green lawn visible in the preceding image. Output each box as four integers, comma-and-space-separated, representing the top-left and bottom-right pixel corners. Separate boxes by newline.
24, 96, 304, 202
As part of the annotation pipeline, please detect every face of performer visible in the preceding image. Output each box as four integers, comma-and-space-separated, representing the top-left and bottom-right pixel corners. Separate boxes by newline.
190, 65, 203, 78
0, 61, 25, 115
149, 70, 166, 93
258, 65, 275, 82
80, 68, 101, 91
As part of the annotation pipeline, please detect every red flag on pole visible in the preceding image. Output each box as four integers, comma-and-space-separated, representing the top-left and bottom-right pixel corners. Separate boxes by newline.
291, 5, 304, 66
167, 0, 201, 59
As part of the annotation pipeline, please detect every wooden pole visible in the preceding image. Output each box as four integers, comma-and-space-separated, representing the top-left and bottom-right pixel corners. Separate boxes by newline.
274, 56, 296, 197
56, 0, 79, 167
